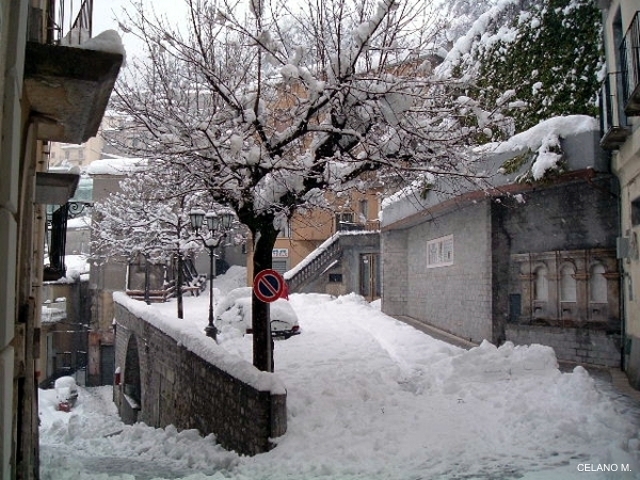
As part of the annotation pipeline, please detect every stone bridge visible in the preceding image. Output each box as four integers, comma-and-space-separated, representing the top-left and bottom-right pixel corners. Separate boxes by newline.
112, 292, 287, 455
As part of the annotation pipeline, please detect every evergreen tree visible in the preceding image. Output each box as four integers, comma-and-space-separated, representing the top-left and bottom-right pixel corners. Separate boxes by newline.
470, 0, 603, 133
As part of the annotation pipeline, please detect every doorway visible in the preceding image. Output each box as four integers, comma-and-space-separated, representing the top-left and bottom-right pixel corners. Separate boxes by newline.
359, 253, 380, 301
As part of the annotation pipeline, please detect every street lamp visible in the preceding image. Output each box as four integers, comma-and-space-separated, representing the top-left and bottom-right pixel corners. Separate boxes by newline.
189, 208, 235, 341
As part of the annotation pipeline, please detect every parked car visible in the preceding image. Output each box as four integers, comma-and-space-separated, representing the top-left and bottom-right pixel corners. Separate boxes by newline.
215, 287, 301, 339
54, 376, 78, 412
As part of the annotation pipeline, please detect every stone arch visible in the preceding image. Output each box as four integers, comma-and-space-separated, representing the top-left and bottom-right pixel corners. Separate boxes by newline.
533, 264, 549, 302
123, 334, 142, 420
589, 263, 607, 303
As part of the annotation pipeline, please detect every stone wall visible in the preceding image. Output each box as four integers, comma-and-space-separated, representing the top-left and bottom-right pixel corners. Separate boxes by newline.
506, 324, 622, 367
113, 302, 287, 456
381, 230, 408, 317
384, 201, 494, 344
381, 171, 622, 366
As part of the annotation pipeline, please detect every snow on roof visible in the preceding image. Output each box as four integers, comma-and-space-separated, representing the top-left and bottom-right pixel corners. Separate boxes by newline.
86, 157, 146, 176
381, 115, 600, 227
61, 29, 126, 57
476, 115, 598, 156
41, 305, 66, 324
113, 291, 286, 395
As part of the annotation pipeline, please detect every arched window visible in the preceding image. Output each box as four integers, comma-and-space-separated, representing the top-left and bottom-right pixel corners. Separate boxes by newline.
590, 264, 607, 303
534, 266, 548, 301
560, 264, 577, 302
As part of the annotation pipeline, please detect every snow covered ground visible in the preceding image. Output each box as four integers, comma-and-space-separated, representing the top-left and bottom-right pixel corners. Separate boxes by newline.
40, 267, 640, 479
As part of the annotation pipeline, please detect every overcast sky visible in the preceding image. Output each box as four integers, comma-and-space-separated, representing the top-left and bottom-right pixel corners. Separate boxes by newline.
91, 0, 189, 58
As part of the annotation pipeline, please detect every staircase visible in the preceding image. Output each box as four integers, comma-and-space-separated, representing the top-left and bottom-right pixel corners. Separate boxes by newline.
285, 233, 344, 292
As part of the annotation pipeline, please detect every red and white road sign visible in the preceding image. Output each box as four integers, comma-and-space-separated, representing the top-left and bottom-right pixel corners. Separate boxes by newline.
253, 269, 285, 303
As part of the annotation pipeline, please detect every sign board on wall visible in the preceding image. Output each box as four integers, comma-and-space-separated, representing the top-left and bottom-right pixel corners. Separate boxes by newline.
272, 248, 289, 258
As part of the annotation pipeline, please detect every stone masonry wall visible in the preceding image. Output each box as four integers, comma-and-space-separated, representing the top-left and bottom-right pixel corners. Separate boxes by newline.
381, 229, 408, 317
505, 324, 621, 367
113, 302, 287, 456
403, 201, 493, 343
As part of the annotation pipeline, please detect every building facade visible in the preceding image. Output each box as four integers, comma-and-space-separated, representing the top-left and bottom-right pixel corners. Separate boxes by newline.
598, 0, 640, 387
381, 128, 622, 367
246, 188, 383, 300
0, 1, 122, 477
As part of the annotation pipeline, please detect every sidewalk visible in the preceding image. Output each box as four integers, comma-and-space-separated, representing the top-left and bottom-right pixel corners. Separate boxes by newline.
393, 315, 640, 405
393, 315, 479, 350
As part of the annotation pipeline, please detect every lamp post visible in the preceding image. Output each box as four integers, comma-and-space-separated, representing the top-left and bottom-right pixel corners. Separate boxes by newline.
189, 208, 234, 341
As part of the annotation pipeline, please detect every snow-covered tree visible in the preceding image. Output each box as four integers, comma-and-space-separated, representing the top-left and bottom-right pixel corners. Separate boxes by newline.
91, 160, 211, 319
112, 0, 509, 371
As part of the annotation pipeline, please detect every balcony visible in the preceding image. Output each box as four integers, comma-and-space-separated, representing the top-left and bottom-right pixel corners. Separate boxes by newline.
621, 11, 640, 115
24, 41, 123, 144
599, 72, 630, 150
24, 0, 122, 144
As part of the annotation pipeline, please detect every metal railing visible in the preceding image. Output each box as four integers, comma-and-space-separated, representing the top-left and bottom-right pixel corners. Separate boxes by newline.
599, 71, 630, 150
44, 204, 69, 281
47, 0, 93, 45
337, 220, 380, 232
286, 236, 344, 292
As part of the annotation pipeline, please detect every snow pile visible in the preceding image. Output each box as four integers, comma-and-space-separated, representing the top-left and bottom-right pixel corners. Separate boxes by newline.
215, 265, 248, 293
61, 28, 125, 56
45, 255, 89, 285
78, 30, 126, 56
39, 387, 237, 479
40, 283, 640, 479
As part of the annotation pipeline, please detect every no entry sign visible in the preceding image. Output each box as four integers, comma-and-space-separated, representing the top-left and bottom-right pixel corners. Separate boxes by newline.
253, 269, 285, 303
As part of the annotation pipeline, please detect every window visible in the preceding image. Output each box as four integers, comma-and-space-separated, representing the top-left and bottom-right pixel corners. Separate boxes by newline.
590, 264, 607, 303
426, 235, 454, 268
329, 273, 343, 283
534, 266, 548, 301
335, 212, 355, 231
277, 222, 291, 238
359, 200, 369, 219
560, 264, 576, 302
632, 197, 640, 226
272, 260, 288, 275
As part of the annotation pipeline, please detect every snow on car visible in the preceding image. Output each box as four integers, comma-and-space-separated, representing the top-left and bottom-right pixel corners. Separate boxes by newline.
215, 287, 300, 339
54, 376, 78, 412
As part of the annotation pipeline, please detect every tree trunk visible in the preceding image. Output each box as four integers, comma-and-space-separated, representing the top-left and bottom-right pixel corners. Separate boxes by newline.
251, 222, 278, 372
